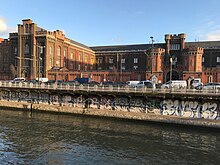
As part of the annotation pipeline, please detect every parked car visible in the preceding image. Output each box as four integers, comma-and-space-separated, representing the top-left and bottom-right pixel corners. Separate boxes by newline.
202, 82, 220, 90
126, 81, 140, 87
136, 80, 153, 88
102, 81, 114, 86
11, 77, 26, 83
74, 78, 92, 84
191, 78, 203, 89
161, 80, 187, 89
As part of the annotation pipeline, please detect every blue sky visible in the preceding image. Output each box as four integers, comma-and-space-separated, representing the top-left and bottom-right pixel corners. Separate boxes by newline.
0, 0, 220, 46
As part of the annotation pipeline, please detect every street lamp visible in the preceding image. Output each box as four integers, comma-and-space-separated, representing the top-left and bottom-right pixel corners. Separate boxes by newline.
170, 56, 173, 81
37, 45, 45, 84
150, 36, 154, 76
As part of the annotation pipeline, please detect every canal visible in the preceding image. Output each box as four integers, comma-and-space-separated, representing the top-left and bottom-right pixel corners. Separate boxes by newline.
0, 109, 219, 164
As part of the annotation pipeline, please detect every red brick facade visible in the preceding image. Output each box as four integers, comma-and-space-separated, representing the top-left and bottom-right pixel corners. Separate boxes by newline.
0, 19, 219, 84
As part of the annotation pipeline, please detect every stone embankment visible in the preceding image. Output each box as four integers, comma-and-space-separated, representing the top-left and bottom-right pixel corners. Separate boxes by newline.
0, 100, 219, 128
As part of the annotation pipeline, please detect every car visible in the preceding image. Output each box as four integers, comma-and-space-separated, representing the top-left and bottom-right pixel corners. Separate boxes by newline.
102, 81, 114, 86
11, 77, 26, 83
136, 80, 153, 88
126, 81, 140, 87
191, 78, 203, 89
161, 80, 187, 89
202, 82, 220, 90
65, 80, 80, 86
88, 81, 100, 85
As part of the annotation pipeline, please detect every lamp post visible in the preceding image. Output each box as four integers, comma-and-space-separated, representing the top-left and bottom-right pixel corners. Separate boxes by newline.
37, 45, 45, 85
170, 56, 172, 81
120, 54, 122, 82
150, 36, 154, 76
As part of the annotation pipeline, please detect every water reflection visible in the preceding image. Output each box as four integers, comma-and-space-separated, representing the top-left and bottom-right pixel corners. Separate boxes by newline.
0, 109, 219, 164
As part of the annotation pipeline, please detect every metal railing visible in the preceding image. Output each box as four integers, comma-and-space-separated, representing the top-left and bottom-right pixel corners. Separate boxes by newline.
0, 81, 219, 96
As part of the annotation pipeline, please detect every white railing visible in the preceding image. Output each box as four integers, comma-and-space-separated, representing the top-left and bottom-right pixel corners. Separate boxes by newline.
0, 81, 219, 96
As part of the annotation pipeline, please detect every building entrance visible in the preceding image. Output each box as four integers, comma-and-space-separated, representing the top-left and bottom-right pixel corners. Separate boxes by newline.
166, 70, 179, 82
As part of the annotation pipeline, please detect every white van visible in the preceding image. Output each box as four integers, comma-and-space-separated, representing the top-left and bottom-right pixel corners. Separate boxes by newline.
136, 80, 153, 88
161, 80, 187, 89
126, 81, 140, 87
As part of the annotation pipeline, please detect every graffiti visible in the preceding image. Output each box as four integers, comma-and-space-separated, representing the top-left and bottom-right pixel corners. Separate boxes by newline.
0, 89, 219, 120
160, 99, 219, 119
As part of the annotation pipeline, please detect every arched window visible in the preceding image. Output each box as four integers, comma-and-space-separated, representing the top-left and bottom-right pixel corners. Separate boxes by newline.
49, 58, 53, 69
49, 46, 52, 54
208, 75, 213, 83
64, 50, 66, 57
25, 43, 29, 54
56, 47, 61, 67
25, 24, 29, 33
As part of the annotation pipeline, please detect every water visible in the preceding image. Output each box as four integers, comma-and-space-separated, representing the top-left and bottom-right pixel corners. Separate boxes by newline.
0, 109, 219, 165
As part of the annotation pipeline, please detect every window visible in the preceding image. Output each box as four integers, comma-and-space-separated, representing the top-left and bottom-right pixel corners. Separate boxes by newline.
121, 58, 125, 63
78, 64, 81, 70
98, 58, 103, 64
49, 46, 52, 55
25, 43, 29, 54
70, 62, 74, 69
56, 60, 60, 66
109, 58, 114, 63
208, 75, 213, 83
217, 57, 220, 62
57, 47, 61, 56
122, 65, 125, 70
133, 65, 138, 69
49, 58, 53, 68
202, 57, 205, 63
25, 24, 29, 33
170, 44, 180, 50
85, 56, 88, 62
64, 50, 66, 57
14, 47, 17, 54
79, 55, 81, 61
134, 58, 138, 63
70, 52, 74, 59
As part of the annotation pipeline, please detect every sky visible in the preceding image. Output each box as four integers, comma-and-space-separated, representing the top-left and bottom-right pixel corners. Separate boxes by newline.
1, 0, 220, 46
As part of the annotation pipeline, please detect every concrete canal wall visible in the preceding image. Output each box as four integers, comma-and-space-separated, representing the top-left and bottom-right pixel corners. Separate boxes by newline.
0, 100, 219, 129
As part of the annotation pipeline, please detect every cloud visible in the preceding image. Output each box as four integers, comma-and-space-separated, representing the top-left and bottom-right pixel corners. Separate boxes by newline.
0, 17, 16, 38
111, 37, 123, 43
204, 29, 220, 40
0, 18, 7, 32
192, 16, 220, 41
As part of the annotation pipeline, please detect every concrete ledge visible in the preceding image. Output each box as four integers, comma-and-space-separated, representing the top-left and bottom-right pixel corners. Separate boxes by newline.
0, 100, 219, 128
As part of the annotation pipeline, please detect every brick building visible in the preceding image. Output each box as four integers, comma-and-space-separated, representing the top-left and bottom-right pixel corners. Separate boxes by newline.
0, 19, 95, 81
0, 19, 220, 84
91, 34, 220, 84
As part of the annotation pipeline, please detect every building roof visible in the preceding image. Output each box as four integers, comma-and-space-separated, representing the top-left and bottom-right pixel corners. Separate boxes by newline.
90, 43, 165, 52
186, 41, 220, 49
69, 39, 93, 51
90, 41, 220, 52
